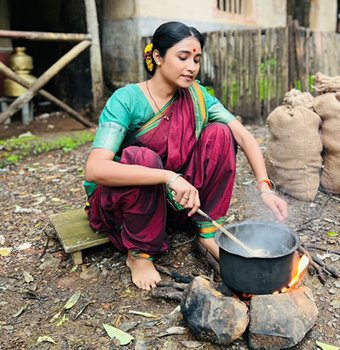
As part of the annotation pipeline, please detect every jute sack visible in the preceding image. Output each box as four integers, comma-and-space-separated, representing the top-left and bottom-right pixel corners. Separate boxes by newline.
265, 105, 322, 201
314, 92, 340, 194
314, 72, 340, 94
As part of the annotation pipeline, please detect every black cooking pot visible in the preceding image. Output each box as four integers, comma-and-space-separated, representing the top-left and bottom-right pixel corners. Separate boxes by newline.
215, 221, 299, 295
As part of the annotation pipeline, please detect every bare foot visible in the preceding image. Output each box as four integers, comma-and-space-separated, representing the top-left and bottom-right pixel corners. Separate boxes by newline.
198, 237, 220, 260
126, 254, 161, 290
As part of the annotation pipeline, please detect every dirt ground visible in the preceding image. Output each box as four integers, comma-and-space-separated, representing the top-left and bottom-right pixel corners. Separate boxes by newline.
0, 114, 339, 350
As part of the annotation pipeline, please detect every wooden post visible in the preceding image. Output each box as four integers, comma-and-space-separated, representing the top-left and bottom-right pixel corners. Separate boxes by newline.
84, 0, 104, 117
0, 40, 91, 124
0, 62, 96, 128
0, 29, 91, 42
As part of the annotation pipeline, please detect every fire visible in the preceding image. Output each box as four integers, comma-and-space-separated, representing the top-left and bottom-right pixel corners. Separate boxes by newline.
273, 254, 310, 294
288, 254, 310, 288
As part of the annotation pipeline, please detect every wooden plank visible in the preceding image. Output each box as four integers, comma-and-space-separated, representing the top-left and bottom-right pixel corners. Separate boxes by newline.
49, 208, 109, 253
0, 29, 91, 42
0, 62, 96, 128
84, 0, 104, 115
254, 30, 261, 123
0, 40, 91, 124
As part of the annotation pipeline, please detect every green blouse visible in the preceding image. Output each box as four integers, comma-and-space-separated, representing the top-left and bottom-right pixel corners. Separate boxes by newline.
84, 82, 235, 197
91, 81, 235, 154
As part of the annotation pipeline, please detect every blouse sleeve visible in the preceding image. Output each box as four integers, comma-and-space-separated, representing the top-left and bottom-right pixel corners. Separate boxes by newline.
91, 87, 133, 154
200, 83, 236, 124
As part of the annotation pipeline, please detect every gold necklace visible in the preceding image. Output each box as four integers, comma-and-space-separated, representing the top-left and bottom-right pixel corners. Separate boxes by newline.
146, 80, 161, 112
145, 80, 174, 120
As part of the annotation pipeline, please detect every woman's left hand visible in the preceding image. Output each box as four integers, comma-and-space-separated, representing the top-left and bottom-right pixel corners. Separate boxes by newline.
260, 192, 288, 222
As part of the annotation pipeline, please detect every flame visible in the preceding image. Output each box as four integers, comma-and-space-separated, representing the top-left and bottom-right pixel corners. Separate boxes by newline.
288, 254, 310, 288
273, 254, 310, 294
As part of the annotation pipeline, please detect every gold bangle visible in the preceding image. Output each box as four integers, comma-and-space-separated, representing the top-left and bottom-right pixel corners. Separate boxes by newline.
257, 178, 276, 191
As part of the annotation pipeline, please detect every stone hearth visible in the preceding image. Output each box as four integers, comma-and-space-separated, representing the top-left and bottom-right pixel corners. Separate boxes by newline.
180, 277, 318, 350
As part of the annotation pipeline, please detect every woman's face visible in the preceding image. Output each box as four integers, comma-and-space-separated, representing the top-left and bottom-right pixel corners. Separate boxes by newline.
156, 36, 202, 88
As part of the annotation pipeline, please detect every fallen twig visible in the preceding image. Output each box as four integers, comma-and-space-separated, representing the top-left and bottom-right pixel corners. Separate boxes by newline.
298, 246, 327, 284
296, 195, 332, 228
39, 236, 50, 259
157, 281, 188, 290
172, 238, 195, 248
331, 195, 340, 203
154, 264, 193, 283
303, 243, 340, 256
196, 242, 220, 275
74, 301, 94, 320
151, 287, 183, 302
308, 254, 339, 278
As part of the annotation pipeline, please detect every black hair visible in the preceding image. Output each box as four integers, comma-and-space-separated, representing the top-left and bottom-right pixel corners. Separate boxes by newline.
144, 21, 205, 76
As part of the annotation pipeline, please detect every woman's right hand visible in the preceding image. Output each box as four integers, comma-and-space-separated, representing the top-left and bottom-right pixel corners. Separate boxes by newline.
166, 173, 200, 216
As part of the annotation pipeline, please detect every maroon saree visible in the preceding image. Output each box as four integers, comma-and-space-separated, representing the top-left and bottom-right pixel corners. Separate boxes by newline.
88, 83, 236, 256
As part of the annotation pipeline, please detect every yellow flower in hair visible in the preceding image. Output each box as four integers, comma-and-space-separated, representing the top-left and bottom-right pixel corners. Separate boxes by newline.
144, 43, 154, 72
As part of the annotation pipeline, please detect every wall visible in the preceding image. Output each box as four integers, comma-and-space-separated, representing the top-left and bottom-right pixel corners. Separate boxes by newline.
253, 0, 287, 28
309, 0, 337, 32
101, 0, 288, 86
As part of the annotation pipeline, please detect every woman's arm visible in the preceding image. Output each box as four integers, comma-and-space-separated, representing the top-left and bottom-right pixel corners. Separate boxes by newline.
227, 119, 288, 222
84, 148, 201, 215
85, 148, 174, 187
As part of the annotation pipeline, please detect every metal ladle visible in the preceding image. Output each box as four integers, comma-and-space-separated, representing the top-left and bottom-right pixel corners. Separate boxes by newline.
197, 209, 270, 258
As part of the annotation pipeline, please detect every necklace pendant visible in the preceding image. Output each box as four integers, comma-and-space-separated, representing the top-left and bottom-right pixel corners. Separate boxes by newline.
163, 115, 170, 121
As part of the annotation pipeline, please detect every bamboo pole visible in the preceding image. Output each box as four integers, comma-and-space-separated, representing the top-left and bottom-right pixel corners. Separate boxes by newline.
84, 0, 104, 115
0, 40, 92, 124
0, 29, 91, 42
0, 62, 96, 128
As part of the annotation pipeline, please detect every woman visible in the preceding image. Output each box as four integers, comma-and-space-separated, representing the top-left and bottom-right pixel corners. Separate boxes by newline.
84, 21, 288, 291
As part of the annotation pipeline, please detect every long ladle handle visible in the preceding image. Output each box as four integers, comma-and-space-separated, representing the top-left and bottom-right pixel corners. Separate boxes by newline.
197, 208, 256, 256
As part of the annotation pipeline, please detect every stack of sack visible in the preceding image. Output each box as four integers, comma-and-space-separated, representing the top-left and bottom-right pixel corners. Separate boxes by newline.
265, 72, 340, 201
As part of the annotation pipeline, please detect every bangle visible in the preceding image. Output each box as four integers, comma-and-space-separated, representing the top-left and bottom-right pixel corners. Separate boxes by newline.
257, 178, 276, 191
166, 173, 182, 189
259, 190, 277, 196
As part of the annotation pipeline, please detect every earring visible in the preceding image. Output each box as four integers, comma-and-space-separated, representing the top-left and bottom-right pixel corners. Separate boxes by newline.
156, 62, 161, 66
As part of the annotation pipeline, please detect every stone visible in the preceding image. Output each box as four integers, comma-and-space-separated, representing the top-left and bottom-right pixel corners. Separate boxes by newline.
180, 276, 249, 345
248, 287, 318, 350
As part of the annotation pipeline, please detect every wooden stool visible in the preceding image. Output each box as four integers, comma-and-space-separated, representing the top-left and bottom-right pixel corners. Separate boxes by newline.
49, 208, 109, 265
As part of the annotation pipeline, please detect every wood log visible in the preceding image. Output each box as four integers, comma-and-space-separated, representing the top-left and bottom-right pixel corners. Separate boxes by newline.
0, 40, 91, 124
157, 281, 188, 291
151, 287, 183, 302
84, 0, 104, 115
0, 29, 91, 42
0, 62, 95, 128
196, 242, 220, 275
154, 264, 193, 284
298, 246, 327, 284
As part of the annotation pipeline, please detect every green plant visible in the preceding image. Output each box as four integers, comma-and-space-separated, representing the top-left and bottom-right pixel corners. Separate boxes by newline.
0, 130, 94, 168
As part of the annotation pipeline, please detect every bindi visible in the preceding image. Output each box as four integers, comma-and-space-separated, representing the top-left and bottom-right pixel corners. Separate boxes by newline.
193, 48, 196, 53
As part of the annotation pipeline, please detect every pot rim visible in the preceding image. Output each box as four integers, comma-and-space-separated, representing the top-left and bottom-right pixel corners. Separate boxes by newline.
214, 220, 299, 259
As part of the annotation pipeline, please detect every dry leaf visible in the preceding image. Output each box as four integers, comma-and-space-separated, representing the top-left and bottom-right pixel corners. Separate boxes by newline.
37, 336, 56, 344
316, 340, 340, 350
64, 291, 81, 310
23, 271, 34, 283
128, 310, 159, 318
0, 247, 12, 256
103, 323, 134, 345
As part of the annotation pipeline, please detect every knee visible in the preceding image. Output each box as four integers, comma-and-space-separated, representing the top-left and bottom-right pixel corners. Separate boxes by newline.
121, 146, 163, 169
203, 122, 233, 142
202, 123, 236, 151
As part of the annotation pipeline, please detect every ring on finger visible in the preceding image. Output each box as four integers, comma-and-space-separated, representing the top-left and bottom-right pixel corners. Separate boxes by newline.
183, 196, 189, 200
